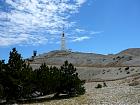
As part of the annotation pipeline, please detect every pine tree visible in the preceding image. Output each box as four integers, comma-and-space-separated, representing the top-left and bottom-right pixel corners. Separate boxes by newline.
0, 48, 86, 102
35, 63, 51, 95
8, 48, 25, 73
35, 64, 61, 95
0, 60, 5, 98
4, 48, 34, 100
55, 61, 85, 97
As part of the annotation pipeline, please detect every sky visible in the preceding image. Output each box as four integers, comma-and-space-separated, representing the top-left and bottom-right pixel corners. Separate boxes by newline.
0, 0, 140, 61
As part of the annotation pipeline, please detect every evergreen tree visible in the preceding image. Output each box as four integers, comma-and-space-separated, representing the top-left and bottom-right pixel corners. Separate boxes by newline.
55, 60, 85, 97
3, 48, 24, 100
8, 48, 24, 72
0, 48, 86, 103
35, 63, 51, 95
20, 65, 35, 98
4, 48, 34, 100
0, 60, 5, 98
35, 64, 60, 95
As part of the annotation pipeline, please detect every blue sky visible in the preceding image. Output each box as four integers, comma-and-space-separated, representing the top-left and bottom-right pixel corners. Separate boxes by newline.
0, 0, 140, 61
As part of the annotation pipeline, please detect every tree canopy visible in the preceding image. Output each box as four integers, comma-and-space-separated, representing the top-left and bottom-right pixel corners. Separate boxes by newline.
0, 48, 85, 104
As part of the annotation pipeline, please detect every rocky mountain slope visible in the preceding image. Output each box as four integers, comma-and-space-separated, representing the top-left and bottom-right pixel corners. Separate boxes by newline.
28, 48, 140, 81
25, 48, 140, 105
29, 48, 140, 67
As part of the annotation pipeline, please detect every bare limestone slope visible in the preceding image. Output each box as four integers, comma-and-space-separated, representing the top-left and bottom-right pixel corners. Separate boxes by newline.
26, 48, 140, 105
28, 48, 140, 81
29, 48, 140, 67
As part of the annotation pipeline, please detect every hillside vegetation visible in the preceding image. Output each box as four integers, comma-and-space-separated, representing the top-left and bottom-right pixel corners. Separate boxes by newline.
0, 48, 85, 104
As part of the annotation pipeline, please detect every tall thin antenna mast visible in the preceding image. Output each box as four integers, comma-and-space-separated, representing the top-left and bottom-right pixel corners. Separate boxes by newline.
61, 26, 66, 50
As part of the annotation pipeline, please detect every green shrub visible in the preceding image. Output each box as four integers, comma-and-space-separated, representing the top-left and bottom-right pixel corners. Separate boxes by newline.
103, 82, 107, 87
95, 84, 102, 88
125, 67, 129, 70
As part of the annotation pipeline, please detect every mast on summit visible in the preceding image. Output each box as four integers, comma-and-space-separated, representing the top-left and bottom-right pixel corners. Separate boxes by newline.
61, 27, 66, 51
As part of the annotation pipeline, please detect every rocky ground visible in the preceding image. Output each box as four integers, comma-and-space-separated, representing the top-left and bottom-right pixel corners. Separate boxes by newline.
28, 48, 140, 82
24, 80, 140, 105
29, 48, 140, 68
77, 66, 140, 81
19, 66, 140, 105
23, 48, 140, 105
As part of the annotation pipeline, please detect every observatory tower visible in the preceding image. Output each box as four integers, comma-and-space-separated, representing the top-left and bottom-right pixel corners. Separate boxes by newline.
61, 30, 66, 50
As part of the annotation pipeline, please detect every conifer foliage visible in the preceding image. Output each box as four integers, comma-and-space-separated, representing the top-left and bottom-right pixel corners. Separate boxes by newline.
54, 61, 85, 97
0, 48, 85, 103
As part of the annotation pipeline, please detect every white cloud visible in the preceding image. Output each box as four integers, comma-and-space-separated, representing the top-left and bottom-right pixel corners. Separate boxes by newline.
75, 0, 86, 5
90, 31, 103, 35
1, 0, 103, 46
72, 36, 90, 42
0, 0, 88, 46
0, 34, 28, 46
0, 33, 48, 46
75, 28, 85, 33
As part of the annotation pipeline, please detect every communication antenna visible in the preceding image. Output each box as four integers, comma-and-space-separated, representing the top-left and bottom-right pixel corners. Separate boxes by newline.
61, 26, 66, 50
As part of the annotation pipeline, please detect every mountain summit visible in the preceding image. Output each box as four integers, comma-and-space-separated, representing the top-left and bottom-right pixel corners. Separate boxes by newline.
28, 48, 140, 68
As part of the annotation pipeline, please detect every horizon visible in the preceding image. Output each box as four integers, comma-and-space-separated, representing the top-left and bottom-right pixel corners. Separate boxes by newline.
0, 0, 140, 61
1, 47, 139, 62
